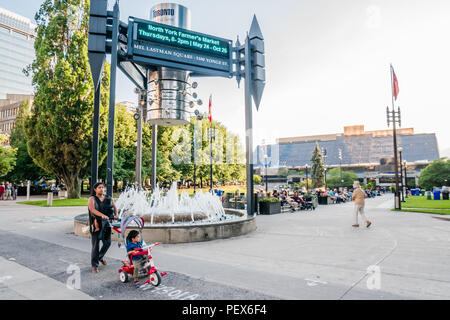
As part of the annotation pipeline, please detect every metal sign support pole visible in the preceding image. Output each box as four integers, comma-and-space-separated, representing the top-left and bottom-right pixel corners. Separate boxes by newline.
106, 2, 119, 197
91, 84, 101, 193
135, 103, 143, 189
151, 124, 158, 191
244, 35, 254, 217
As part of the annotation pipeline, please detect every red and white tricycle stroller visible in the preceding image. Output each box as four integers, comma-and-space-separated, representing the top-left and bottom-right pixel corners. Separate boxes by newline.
112, 215, 167, 286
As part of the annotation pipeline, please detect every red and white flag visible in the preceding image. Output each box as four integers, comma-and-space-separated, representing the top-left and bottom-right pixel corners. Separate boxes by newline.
391, 64, 399, 100
208, 94, 212, 123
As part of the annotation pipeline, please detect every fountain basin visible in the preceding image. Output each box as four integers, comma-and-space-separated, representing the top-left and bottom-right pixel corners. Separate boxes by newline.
74, 209, 256, 244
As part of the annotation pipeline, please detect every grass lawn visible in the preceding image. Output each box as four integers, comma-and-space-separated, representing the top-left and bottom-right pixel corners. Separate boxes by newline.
393, 195, 450, 215
402, 196, 450, 209
18, 198, 88, 207
397, 208, 450, 215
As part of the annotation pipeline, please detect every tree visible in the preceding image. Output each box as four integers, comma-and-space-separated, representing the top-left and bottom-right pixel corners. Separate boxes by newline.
326, 168, 358, 189
253, 175, 261, 185
310, 142, 325, 188
419, 159, 450, 190
6, 99, 51, 182
24, 0, 109, 198
277, 167, 289, 177
0, 134, 17, 177
98, 104, 137, 188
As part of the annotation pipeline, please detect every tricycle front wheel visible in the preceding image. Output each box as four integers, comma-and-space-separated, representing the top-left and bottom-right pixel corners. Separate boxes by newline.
149, 271, 161, 287
119, 271, 129, 283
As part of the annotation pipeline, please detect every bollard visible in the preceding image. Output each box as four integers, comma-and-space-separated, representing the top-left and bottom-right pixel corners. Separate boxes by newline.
26, 181, 30, 201
47, 192, 53, 206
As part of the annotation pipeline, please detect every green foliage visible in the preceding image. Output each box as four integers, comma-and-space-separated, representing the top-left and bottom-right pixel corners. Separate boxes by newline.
98, 104, 137, 185
326, 168, 358, 189
0, 134, 17, 177
277, 167, 289, 177
165, 118, 246, 186
299, 178, 312, 189
310, 142, 325, 188
6, 99, 51, 182
418, 159, 450, 190
253, 175, 261, 185
24, 0, 109, 198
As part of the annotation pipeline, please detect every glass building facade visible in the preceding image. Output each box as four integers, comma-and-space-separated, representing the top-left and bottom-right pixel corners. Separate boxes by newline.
257, 125, 439, 169
0, 8, 36, 99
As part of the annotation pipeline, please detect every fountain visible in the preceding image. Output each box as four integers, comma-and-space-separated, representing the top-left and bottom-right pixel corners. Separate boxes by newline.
115, 182, 243, 225
74, 182, 256, 243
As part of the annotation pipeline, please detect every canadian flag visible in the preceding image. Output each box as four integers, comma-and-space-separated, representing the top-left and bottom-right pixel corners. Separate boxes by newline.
208, 94, 212, 123
391, 64, 399, 100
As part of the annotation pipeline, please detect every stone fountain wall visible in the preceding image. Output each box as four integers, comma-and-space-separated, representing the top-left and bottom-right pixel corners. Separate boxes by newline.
74, 209, 257, 244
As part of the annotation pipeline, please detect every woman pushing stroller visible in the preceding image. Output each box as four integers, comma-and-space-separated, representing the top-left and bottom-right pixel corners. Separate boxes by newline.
88, 182, 119, 273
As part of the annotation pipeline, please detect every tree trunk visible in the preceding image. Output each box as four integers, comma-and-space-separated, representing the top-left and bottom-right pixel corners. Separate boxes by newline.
64, 174, 81, 199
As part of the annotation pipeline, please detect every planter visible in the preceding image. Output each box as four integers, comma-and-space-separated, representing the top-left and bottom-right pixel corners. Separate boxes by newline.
259, 201, 281, 215
318, 196, 330, 205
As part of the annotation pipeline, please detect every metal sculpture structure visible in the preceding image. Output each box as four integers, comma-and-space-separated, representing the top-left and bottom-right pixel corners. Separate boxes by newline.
88, 1, 266, 216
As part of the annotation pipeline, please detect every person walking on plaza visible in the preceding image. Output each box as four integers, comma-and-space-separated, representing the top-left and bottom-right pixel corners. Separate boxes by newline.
0, 182, 4, 200
12, 182, 18, 200
351, 181, 372, 228
88, 182, 119, 273
5, 182, 12, 200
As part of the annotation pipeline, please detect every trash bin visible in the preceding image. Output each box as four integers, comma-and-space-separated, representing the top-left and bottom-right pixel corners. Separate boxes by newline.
433, 190, 441, 200
425, 191, 432, 200
443, 190, 449, 200
416, 189, 420, 196
411, 188, 416, 196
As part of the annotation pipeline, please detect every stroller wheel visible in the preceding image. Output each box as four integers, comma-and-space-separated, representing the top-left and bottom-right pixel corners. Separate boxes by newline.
149, 271, 162, 287
119, 271, 129, 283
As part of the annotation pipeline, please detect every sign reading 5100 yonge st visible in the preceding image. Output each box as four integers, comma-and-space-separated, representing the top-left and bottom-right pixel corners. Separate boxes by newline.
129, 17, 233, 76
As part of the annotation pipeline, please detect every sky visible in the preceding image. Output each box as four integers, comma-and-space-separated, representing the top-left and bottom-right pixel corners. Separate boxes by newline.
2, 0, 450, 157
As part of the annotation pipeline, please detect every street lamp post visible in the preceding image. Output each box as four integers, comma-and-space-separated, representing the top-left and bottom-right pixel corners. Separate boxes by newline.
398, 147, 404, 202
338, 148, 343, 191
403, 159, 408, 198
322, 147, 327, 189
264, 155, 268, 194
305, 164, 309, 193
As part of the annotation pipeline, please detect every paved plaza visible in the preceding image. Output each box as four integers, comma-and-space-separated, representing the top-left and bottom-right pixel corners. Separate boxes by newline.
0, 194, 449, 300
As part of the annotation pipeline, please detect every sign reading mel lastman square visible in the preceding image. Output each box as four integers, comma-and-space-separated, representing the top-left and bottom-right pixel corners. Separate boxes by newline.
131, 19, 232, 74
88, 0, 266, 216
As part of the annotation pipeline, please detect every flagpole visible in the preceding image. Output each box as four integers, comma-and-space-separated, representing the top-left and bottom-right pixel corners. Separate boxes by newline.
390, 64, 401, 210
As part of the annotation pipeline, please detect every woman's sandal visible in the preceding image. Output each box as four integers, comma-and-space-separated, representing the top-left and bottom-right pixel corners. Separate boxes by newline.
134, 281, 140, 289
